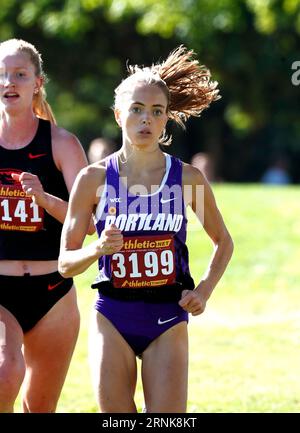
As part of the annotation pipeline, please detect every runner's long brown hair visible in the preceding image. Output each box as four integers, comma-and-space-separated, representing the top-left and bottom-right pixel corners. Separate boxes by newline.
114, 45, 220, 144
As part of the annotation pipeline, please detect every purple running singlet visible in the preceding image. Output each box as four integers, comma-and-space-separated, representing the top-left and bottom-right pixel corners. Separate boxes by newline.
93, 152, 195, 356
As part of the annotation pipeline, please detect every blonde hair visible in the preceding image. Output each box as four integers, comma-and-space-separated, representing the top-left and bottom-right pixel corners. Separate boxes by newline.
114, 45, 220, 145
0, 39, 56, 124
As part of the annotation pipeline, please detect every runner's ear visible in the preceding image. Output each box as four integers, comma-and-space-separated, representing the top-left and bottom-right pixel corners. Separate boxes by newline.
114, 109, 122, 128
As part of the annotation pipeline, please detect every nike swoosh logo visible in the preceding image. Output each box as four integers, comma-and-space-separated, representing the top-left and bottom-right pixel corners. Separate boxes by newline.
48, 280, 64, 291
158, 316, 178, 325
161, 197, 176, 204
28, 153, 47, 159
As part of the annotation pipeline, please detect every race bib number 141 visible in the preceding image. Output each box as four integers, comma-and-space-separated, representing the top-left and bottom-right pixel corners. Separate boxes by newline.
0, 170, 44, 232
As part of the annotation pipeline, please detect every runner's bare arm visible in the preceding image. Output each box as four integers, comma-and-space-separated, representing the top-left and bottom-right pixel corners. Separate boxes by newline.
58, 165, 123, 278
179, 164, 234, 315
13, 126, 94, 234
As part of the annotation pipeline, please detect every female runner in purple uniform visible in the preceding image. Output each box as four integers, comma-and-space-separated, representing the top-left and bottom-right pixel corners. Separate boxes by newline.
0, 39, 93, 412
59, 46, 234, 413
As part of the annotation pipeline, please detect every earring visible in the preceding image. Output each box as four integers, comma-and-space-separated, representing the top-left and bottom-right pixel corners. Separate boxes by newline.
34, 89, 39, 94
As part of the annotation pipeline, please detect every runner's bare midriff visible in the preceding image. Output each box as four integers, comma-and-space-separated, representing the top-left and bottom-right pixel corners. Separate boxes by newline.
0, 260, 58, 276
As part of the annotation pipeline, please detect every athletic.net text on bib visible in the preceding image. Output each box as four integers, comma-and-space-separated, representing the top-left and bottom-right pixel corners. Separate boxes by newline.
0, 169, 44, 232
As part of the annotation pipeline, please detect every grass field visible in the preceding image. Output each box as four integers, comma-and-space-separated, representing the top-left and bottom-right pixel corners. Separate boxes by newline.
15, 184, 300, 412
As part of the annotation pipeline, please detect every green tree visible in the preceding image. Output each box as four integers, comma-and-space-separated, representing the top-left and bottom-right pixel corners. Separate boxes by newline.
1, 0, 299, 181
0, 1, 180, 146
102, 0, 300, 180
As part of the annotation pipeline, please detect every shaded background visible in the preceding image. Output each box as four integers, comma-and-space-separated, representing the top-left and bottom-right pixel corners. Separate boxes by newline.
1, 0, 299, 182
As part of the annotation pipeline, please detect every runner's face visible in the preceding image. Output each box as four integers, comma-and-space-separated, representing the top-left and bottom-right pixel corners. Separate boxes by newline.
0, 51, 41, 114
115, 83, 168, 149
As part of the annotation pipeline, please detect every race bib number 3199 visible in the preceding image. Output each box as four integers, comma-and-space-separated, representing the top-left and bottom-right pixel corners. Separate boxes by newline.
111, 234, 176, 289
0, 169, 44, 232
